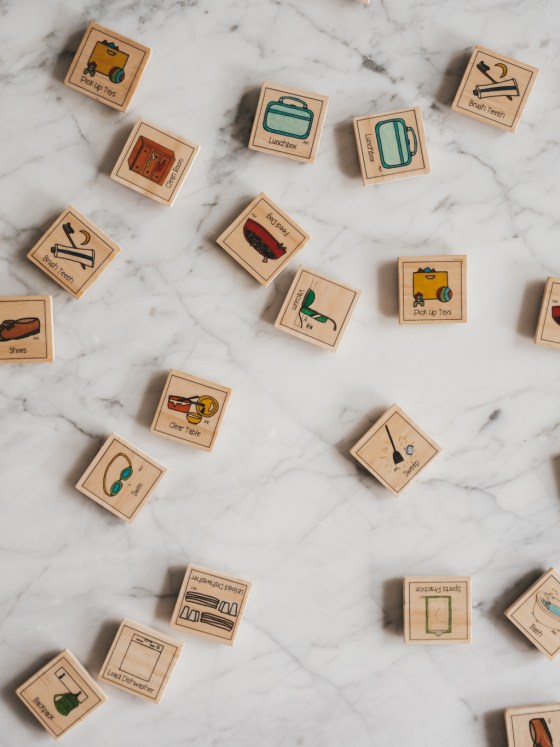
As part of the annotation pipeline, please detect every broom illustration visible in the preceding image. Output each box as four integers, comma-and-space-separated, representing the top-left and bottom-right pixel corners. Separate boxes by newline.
298, 289, 337, 329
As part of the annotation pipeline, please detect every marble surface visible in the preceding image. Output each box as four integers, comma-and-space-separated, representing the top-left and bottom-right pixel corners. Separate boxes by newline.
1, 1, 559, 745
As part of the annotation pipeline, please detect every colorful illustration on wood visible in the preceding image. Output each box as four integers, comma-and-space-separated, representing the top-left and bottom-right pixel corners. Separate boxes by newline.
83, 39, 129, 84
505, 568, 560, 660
217, 193, 310, 286
535, 278, 560, 349
167, 393, 219, 425
451, 46, 539, 132
505, 703, 560, 747
0, 296, 53, 363
398, 256, 467, 324
263, 96, 314, 139
298, 286, 337, 330
404, 576, 472, 644
128, 136, 176, 185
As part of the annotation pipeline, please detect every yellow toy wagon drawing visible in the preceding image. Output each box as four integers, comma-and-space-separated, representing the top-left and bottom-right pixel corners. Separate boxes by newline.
412, 267, 453, 307
84, 40, 129, 84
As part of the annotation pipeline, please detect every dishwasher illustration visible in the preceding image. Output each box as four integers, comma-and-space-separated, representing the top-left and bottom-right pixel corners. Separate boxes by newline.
412, 267, 453, 307
375, 117, 418, 169
263, 96, 314, 139
83, 40, 129, 84
120, 634, 164, 682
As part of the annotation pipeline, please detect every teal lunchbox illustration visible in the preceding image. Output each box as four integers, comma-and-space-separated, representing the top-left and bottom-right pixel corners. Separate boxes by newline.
375, 117, 418, 168
263, 96, 314, 139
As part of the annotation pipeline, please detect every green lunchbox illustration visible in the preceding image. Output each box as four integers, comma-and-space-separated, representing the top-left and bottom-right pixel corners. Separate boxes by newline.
375, 117, 418, 169
263, 96, 314, 139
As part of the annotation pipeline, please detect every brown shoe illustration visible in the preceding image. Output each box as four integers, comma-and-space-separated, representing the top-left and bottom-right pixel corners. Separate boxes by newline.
0, 317, 40, 342
530, 718, 554, 747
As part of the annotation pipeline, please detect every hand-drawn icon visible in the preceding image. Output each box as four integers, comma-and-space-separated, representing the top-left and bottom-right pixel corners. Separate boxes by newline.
263, 96, 314, 139
552, 306, 560, 327
533, 592, 560, 631
50, 223, 95, 270
243, 218, 287, 263
385, 424, 404, 465
167, 394, 219, 425
53, 667, 88, 716
128, 136, 176, 185
103, 453, 133, 497
529, 718, 554, 747
412, 267, 453, 308
405, 444, 414, 456
425, 596, 452, 636
0, 317, 40, 342
298, 289, 337, 330
375, 118, 418, 169
494, 62, 508, 78
84, 40, 129, 83
179, 590, 238, 632
120, 634, 163, 682
473, 60, 519, 100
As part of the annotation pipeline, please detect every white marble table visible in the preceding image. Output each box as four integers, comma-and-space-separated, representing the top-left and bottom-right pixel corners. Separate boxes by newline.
1, 1, 559, 745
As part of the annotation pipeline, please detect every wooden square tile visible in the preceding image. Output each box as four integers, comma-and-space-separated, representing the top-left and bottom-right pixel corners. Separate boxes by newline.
505, 568, 560, 660
27, 207, 121, 299
150, 370, 231, 451
403, 576, 472, 644
505, 703, 560, 747
451, 46, 539, 132
350, 404, 441, 495
75, 433, 167, 522
248, 82, 329, 164
99, 619, 182, 703
398, 255, 467, 324
111, 119, 200, 207
170, 565, 251, 646
353, 107, 430, 185
0, 296, 53, 364
274, 266, 360, 351
535, 277, 560, 349
64, 22, 151, 112
216, 193, 310, 286
16, 649, 107, 740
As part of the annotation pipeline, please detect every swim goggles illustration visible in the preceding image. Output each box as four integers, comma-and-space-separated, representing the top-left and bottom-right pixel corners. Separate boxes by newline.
103, 453, 133, 497
167, 394, 219, 424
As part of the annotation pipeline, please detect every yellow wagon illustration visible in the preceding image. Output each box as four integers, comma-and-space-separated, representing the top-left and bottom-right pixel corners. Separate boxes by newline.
412, 267, 453, 307
84, 40, 129, 84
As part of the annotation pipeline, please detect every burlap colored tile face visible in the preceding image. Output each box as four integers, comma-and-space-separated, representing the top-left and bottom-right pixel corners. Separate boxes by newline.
16, 650, 107, 739
452, 46, 539, 132
171, 565, 251, 645
65, 22, 150, 111
216, 193, 310, 285
351, 405, 441, 495
404, 577, 472, 644
151, 370, 231, 451
505, 704, 560, 747
506, 569, 560, 659
535, 278, 560, 349
0, 296, 53, 363
274, 267, 360, 351
353, 107, 430, 185
111, 119, 200, 206
27, 207, 121, 299
249, 83, 329, 163
399, 256, 467, 324
99, 620, 182, 703
76, 434, 167, 522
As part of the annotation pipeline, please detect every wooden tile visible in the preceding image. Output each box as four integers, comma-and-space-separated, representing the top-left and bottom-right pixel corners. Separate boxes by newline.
403, 576, 472, 644
248, 82, 329, 164
505, 703, 560, 747
16, 649, 107, 740
350, 404, 441, 495
0, 296, 53, 364
353, 107, 430, 185
64, 22, 150, 112
451, 46, 539, 132
99, 619, 182, 703
535, 277, 560, 349
170, 564, 251, 646
27, 207, 121, 299
111, 119, 200, 207
75, 433, 167, 522
274, 266, 360, 351
216, 193, 311, 286
505, 568, 560, 660
150, 370, 231, 451
398, 255, 467, 324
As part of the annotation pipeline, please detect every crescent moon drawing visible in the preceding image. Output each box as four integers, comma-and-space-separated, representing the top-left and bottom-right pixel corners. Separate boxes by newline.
494, 63, 508, 78
79, 229, 91, 245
